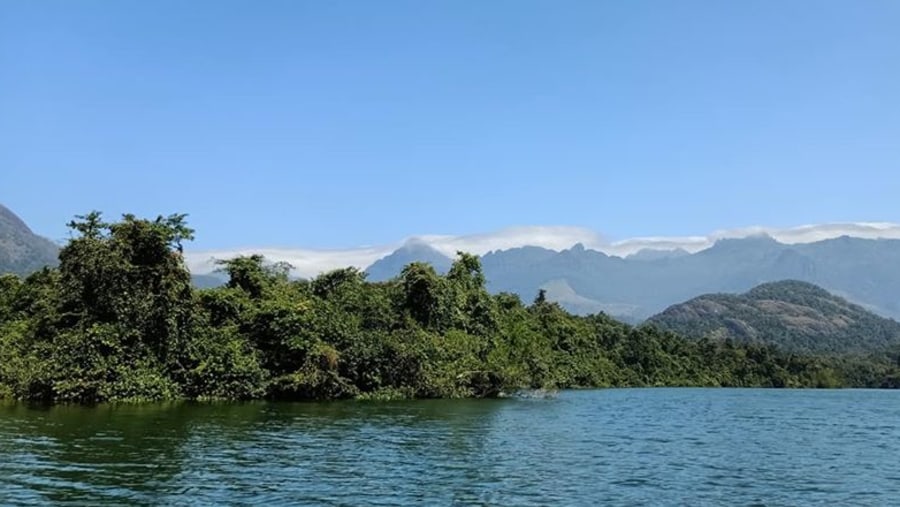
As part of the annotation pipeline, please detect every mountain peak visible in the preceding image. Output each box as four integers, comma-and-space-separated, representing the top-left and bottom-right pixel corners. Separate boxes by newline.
365, 241, 452, 282
399, 237, 442, 253
0, 203, 34, 235
746, 280, 832, 300
702, 233, 781, 255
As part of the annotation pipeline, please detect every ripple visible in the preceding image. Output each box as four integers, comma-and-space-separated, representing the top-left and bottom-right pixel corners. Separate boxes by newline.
2, 391, 900, 505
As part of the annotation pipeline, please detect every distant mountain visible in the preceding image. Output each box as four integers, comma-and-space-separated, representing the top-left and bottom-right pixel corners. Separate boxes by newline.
626, 248, 690, 261
538, 278, 639, 319
366, 234, 900, 321
365, 239, 452, 282
0, 204, 59, 276
191, 273, 227, 289
646, 281, 900, 355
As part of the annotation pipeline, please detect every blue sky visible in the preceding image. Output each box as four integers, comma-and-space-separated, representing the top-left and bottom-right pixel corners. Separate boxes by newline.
2, 1, 898, 250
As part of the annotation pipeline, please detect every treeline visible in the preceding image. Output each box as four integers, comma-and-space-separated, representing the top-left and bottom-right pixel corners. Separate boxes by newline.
0, 213, 897, 403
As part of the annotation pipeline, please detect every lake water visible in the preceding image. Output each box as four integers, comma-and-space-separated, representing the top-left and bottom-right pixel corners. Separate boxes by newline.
1, 389, 898, 506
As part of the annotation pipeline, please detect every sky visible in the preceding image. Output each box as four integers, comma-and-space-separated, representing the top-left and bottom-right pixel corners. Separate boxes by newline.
2, 0, 899, 252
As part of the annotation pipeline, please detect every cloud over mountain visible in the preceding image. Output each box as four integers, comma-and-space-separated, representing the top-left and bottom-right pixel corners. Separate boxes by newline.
184, 222, 900, 279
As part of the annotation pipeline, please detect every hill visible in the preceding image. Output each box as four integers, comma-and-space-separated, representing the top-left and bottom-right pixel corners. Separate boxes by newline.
0, 204, 59, 276
645, 280, 900, 355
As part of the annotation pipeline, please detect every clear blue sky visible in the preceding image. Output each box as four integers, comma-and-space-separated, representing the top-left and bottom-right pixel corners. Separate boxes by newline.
2, 0, 898, 249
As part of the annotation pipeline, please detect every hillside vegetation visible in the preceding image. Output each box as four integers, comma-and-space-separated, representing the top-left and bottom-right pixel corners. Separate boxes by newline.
4, 212, 897, 403
0, 204, 59, 276
647, 280, 900, 355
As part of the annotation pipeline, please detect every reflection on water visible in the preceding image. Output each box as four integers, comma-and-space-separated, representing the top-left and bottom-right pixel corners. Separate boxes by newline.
2, 390, 899, 505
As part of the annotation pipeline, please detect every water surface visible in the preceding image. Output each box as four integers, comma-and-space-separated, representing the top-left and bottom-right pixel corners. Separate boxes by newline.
1, 389, 898, 506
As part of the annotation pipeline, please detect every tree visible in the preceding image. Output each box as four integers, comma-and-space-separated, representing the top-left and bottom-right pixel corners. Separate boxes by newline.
217, 255, 290, 299
446, 253, 497, 336
400, 262, 447, 330
40, 212, 197, 400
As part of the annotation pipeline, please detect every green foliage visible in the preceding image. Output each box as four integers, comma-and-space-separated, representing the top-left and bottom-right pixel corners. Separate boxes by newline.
0, 213, 897, 403
180, 326, 268, 400
647, 280, 900, 355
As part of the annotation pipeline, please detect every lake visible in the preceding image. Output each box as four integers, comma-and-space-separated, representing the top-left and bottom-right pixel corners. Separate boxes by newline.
1, 389, 898, 506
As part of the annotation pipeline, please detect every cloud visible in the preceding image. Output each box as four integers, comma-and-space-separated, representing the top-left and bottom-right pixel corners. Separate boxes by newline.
185, 226, 609, 278
184, 222, 900, 278
419, 226, 608, 257
185, 246, 396, 280
606, 222, 900, 257
761, 222, 900, 244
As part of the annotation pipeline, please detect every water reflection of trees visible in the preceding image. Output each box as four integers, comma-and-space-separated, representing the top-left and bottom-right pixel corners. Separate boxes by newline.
0, 402, 268, 504
0, 399, 513, 504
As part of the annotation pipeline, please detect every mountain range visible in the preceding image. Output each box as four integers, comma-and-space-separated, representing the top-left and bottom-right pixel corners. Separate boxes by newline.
366, 235, 900, 322
3, 203, 900, 323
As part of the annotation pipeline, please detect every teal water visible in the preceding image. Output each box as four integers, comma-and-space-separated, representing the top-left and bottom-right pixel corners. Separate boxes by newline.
1, 389, 898, 506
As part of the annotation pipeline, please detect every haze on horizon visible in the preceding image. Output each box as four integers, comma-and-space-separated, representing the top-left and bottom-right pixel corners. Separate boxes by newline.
2, 1, 898, 251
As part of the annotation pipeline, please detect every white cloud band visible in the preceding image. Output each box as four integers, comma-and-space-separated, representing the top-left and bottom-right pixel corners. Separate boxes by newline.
184, 222, 900, 279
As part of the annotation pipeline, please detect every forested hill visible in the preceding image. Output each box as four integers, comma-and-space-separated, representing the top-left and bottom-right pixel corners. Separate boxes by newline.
0, 204, 59, 276
646, 281, 900, 355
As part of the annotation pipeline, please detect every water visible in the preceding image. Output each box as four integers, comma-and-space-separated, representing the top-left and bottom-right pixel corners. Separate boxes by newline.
1, 389, 898, 506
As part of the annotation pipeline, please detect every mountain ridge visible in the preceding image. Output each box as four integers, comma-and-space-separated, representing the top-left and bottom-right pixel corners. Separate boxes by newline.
183, 221, 900, 280
362, 235, 900, 321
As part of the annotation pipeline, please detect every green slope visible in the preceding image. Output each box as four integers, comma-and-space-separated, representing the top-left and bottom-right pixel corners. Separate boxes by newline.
0, 204, 59, 276
646, 280, 900, 355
